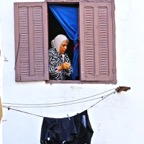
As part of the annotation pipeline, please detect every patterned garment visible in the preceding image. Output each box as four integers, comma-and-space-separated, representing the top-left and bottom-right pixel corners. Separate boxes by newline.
49, 47, 73, 80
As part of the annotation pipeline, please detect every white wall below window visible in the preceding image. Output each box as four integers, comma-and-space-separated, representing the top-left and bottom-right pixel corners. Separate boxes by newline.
1, 0, 144, 144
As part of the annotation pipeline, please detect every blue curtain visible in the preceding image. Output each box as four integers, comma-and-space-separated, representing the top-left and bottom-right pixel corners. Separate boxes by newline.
49, 5, 79, 80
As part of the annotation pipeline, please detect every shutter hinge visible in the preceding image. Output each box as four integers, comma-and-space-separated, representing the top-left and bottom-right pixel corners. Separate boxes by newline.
111, 9, 114, 17
112, 68, 116, 73
111, 3, 115, 17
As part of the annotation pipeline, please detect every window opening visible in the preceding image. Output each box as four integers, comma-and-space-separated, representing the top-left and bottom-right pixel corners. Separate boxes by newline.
48, 4, 80, 80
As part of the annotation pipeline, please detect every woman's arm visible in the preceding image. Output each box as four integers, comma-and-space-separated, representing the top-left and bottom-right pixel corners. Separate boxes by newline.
63, 54, 73, 76
49, 49, 62, 79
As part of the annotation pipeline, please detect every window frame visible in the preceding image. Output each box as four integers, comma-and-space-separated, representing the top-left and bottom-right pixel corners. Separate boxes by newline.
14, 0, 116, 84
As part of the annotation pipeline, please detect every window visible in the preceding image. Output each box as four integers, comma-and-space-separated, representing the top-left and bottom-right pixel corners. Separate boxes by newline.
14, 0, 116, 84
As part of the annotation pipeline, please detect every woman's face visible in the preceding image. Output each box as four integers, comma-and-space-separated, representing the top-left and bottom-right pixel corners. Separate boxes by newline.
59, 40, 69, 54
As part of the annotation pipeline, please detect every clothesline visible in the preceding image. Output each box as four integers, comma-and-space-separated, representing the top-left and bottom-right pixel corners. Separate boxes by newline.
2, 89, 115, 108
2, 86, 130, 118
2, 92, 114, 118
2, 87, 116, 107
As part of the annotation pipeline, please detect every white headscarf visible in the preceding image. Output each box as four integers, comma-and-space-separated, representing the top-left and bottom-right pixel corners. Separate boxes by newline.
51, 34, 69, 52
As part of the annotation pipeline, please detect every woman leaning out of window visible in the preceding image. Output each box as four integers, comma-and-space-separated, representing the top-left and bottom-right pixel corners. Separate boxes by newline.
49, 34, 73, 80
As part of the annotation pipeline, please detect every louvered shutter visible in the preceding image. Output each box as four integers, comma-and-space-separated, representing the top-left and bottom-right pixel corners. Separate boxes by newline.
80, 2, 116, 83
14, 2, 49, 82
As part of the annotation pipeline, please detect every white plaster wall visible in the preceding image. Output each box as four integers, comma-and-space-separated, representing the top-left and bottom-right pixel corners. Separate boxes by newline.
0, 0, 144, 144
0, 16, 3, 144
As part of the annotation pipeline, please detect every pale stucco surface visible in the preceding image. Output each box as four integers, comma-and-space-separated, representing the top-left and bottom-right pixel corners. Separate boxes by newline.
0, 0, 144, 144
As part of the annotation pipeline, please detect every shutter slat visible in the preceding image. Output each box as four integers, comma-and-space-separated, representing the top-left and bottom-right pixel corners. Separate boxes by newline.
99, 6, 109, 76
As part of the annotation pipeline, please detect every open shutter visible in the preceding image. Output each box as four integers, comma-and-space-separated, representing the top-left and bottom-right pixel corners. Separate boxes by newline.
14, 2, 49, 82
80, 1, 116, 83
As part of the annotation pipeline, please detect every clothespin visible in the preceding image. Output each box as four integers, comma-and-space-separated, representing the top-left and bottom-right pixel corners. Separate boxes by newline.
67, 114, 71, 120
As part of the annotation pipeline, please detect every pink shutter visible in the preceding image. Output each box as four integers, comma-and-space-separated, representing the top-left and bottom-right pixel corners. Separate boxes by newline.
80, 2, 116, 83
14, 2, 49, 82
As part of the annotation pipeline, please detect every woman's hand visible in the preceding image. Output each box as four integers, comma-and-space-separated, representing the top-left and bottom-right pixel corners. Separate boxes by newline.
63, 62, 70, 70
57, 62, 70, 72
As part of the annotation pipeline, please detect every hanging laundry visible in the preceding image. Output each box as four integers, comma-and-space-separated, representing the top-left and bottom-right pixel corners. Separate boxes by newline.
40, 110, 94, 144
